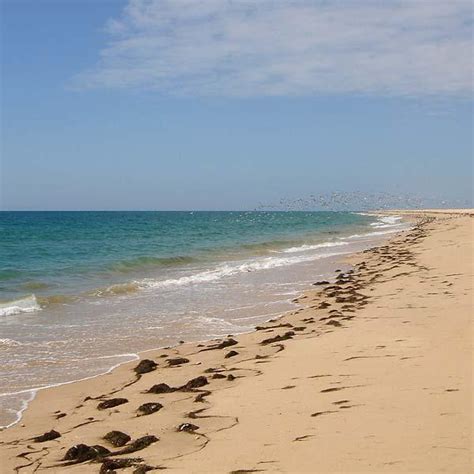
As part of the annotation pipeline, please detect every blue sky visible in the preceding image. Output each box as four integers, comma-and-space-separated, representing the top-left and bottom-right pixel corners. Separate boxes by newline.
1, 0, 472, 210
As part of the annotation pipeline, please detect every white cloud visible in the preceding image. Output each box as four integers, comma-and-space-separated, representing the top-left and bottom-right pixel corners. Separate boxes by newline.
74, 0, 473, 97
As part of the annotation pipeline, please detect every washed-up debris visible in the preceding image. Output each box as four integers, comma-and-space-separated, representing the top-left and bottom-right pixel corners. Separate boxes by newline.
137, 402, 163, 416
64, 444, 110, 463
33, 430, 61, 443
167, 357, 190, 366
134, 359, 157, 375
260, 331, 295, 345
147, 383, 175, 394
103, 430, 131, 447
113, 435, 159, 455
97, 398, 128, 410
177, 423, 199, 433
179, 376, 208, 391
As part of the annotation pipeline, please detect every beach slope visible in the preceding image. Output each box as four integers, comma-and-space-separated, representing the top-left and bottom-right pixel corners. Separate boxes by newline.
1, 211, 472, 473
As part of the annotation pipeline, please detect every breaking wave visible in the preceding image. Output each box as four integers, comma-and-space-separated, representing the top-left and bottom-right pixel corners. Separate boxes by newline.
0, 295, 41, 316
370, 215, 403, 229
92, 282, 141, 297
108, 255, 197, 273
138, 250, 349, 290
281, 241, 349, 253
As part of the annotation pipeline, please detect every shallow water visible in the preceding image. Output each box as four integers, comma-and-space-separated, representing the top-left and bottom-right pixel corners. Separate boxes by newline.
0, 211, 407, 427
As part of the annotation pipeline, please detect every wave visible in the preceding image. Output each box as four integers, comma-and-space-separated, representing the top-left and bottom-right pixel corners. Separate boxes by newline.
108, 255, 198, 273
281, 241, 349, 253
67, 246, 348, 298
240, 239, 299, 253
91, 282, 141, 297
370, 224, 403, 229
347, 228, 405, 239
21, 281, 50, 291
370, 215, 403, 229
0, 295, 41, 316
0, 293, 78, 315
0, 269, 23, 282
37, 294, 78, 305
139, 250, 349, 290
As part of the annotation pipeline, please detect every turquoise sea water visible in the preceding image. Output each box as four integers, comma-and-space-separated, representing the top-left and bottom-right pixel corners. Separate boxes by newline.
1, 211, 375, 304
0, 211, 407, 427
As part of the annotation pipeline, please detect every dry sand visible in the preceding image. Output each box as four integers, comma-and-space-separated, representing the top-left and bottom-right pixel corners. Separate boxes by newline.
1, 210, 472, 473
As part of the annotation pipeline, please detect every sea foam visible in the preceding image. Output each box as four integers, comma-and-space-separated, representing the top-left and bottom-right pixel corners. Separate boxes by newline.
0, 295, 41, 316
347, 228, 405, 239
370, 215, 403, 228
281, 241, 349, 253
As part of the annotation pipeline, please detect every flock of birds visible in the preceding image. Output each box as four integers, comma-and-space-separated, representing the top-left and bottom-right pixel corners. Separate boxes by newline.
254, 191, 467, 212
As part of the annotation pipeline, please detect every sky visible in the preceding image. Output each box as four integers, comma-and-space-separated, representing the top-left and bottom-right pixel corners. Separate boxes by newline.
1, 0, 472, 211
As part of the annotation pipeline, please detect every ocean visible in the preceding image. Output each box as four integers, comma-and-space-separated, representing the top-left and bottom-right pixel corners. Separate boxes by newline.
0, 211, 407, 427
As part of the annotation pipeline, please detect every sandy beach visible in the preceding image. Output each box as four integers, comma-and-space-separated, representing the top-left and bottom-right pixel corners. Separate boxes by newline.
0, 210, 472, 473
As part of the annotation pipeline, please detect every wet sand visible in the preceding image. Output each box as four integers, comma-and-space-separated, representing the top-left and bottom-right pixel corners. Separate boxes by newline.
1, 210, 472, 473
